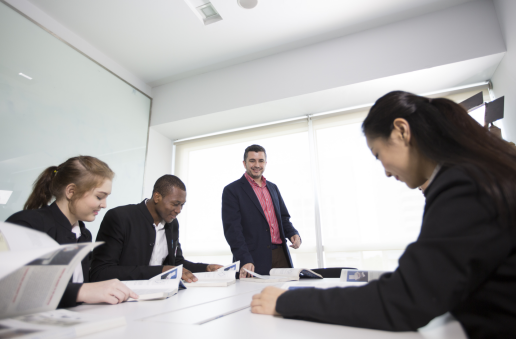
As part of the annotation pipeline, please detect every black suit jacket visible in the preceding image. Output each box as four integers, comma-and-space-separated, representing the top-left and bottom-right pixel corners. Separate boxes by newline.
6, 202, 91, 308
276, 166, 516, 338
90, 200, 208, 281
222, 175, 300, 275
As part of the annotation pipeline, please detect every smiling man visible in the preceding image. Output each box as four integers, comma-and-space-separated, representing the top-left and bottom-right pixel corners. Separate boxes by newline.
222, 144, 301, 278
90, 175, 222, 283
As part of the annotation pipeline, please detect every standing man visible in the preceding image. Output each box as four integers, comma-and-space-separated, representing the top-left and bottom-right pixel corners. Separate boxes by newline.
91, 175, 222, 283
222, 144, 301, 278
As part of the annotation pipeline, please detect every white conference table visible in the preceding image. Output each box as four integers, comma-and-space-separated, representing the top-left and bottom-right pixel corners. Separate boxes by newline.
73, 279, 467, 339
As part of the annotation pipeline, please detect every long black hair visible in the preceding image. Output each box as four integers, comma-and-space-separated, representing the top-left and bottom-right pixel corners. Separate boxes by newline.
362, 91, 516, 226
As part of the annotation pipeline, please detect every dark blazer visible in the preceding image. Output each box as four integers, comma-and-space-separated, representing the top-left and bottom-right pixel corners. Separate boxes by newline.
6, 202, 92, 308
222, 175, 300, 275
90, 200, 208, 282
276, 166, 516, 338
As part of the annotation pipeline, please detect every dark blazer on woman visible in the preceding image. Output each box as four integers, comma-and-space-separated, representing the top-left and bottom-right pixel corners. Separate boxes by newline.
276, 166, 516, 338
6, 202, 92, 308
222, 175, 300, 275
90, 200, 208, 282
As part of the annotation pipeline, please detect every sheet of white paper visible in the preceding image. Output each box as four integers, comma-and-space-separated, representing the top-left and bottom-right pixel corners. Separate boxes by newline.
0, 247, 64, 280
0, 242, 101, 319
0, 222, 59, 251
193, 270, 235, 281
243, 268, 275, 279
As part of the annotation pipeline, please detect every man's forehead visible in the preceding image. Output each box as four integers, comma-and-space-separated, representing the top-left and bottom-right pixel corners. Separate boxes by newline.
248, 151, 266, 159
163, 187, 186, 200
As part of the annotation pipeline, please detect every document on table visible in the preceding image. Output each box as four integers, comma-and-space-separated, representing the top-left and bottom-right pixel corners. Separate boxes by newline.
184, 261, 240, 287
123, 265, 183, 301
340, 269, 390, 285
240, 267, 322, 283
0, 222, 101, 319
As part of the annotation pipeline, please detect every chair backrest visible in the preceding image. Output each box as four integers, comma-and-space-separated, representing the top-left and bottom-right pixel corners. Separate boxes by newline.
310, 267, 357, 278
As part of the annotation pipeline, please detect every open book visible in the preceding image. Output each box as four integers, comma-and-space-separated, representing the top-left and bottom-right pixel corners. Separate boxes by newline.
241, 268, 322, 283
0, 309, 125, 339
0, 222, 99, 319
122, 265, 183, 301
183, 262, 240, 287
340, 269, 389, 285
280, 269, 391, 290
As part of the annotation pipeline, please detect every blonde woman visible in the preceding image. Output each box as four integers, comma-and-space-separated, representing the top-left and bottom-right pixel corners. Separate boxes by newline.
7, 156, 137, 307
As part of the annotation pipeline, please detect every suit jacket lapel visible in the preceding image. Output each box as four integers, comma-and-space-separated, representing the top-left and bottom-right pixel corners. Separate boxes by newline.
165, 222, 174, 264
267, 185, 281, 219
240, 176, 267, 221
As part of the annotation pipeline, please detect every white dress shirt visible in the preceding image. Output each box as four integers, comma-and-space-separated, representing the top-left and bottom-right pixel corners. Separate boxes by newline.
71, 222, 84, 283
149, 219, 169, 266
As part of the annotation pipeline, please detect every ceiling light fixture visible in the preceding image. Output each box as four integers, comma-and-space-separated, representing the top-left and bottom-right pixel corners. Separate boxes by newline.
195, 2, 223, 25
19, 73, 32, 80
237, 0, 258, 9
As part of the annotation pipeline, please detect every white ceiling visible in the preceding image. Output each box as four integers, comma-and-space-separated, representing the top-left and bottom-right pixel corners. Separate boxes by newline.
27, 0, 475, 86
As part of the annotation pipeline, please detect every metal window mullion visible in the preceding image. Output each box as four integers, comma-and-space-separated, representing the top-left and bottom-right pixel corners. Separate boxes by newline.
171, 142, 177, 175
307, 116, 324, 268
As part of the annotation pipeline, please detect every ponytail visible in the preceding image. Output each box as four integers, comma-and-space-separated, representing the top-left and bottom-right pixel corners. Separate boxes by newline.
23, 156, 114, 210
24, 166, 58, 210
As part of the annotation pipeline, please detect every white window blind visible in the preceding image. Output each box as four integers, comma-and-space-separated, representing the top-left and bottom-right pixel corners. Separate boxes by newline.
174, 120, 318, 267
312, 111, 425, 270
173, 86, 491, 270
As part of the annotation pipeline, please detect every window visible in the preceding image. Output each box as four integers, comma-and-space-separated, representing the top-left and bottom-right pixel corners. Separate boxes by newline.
313, 112, 425, 270
175, 121, 317, 267
173, 86, 491, 270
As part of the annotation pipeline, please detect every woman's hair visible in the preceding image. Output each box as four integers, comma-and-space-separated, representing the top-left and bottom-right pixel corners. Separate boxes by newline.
362, 90, 516, 225
24, 156, 115, 210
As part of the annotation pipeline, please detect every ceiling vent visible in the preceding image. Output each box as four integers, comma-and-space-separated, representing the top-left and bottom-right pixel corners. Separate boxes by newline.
185, 0, 223, 26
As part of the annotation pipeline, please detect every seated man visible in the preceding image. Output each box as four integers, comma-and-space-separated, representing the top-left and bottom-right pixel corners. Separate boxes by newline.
91, 175, 222, 282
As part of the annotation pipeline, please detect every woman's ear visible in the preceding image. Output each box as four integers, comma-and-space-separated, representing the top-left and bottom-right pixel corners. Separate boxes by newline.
392, 118, 411, 145
64, 183, 76, 200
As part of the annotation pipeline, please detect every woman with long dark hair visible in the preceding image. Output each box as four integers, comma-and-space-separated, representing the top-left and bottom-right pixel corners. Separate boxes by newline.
7, 156, 137, 307
250, 91, 516, 338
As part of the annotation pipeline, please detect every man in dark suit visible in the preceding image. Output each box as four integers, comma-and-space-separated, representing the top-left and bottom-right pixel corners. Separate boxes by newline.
222, 144, 301, 278
91, 175, 222, 282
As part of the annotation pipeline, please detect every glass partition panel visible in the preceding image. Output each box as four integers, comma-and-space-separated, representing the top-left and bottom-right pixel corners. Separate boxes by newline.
0, 2, 151, 238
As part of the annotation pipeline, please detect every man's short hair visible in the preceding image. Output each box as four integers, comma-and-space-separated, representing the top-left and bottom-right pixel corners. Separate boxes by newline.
152, 175, 186, 197
244, 144, 267, 161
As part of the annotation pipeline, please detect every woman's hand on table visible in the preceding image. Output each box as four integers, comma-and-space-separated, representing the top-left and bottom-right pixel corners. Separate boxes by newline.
77, 279, 138, 304
251, 286, 287, 316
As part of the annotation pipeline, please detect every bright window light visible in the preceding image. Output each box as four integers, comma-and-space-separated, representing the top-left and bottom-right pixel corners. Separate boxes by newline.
0, 190, 13, 204
469, 105, 485, 126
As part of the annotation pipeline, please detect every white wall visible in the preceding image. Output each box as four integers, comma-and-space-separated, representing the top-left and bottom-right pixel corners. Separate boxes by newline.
3, 0, 152, 97
142, 128, 173, 199
151, 0, 505, 128
492, 0, 516, 142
